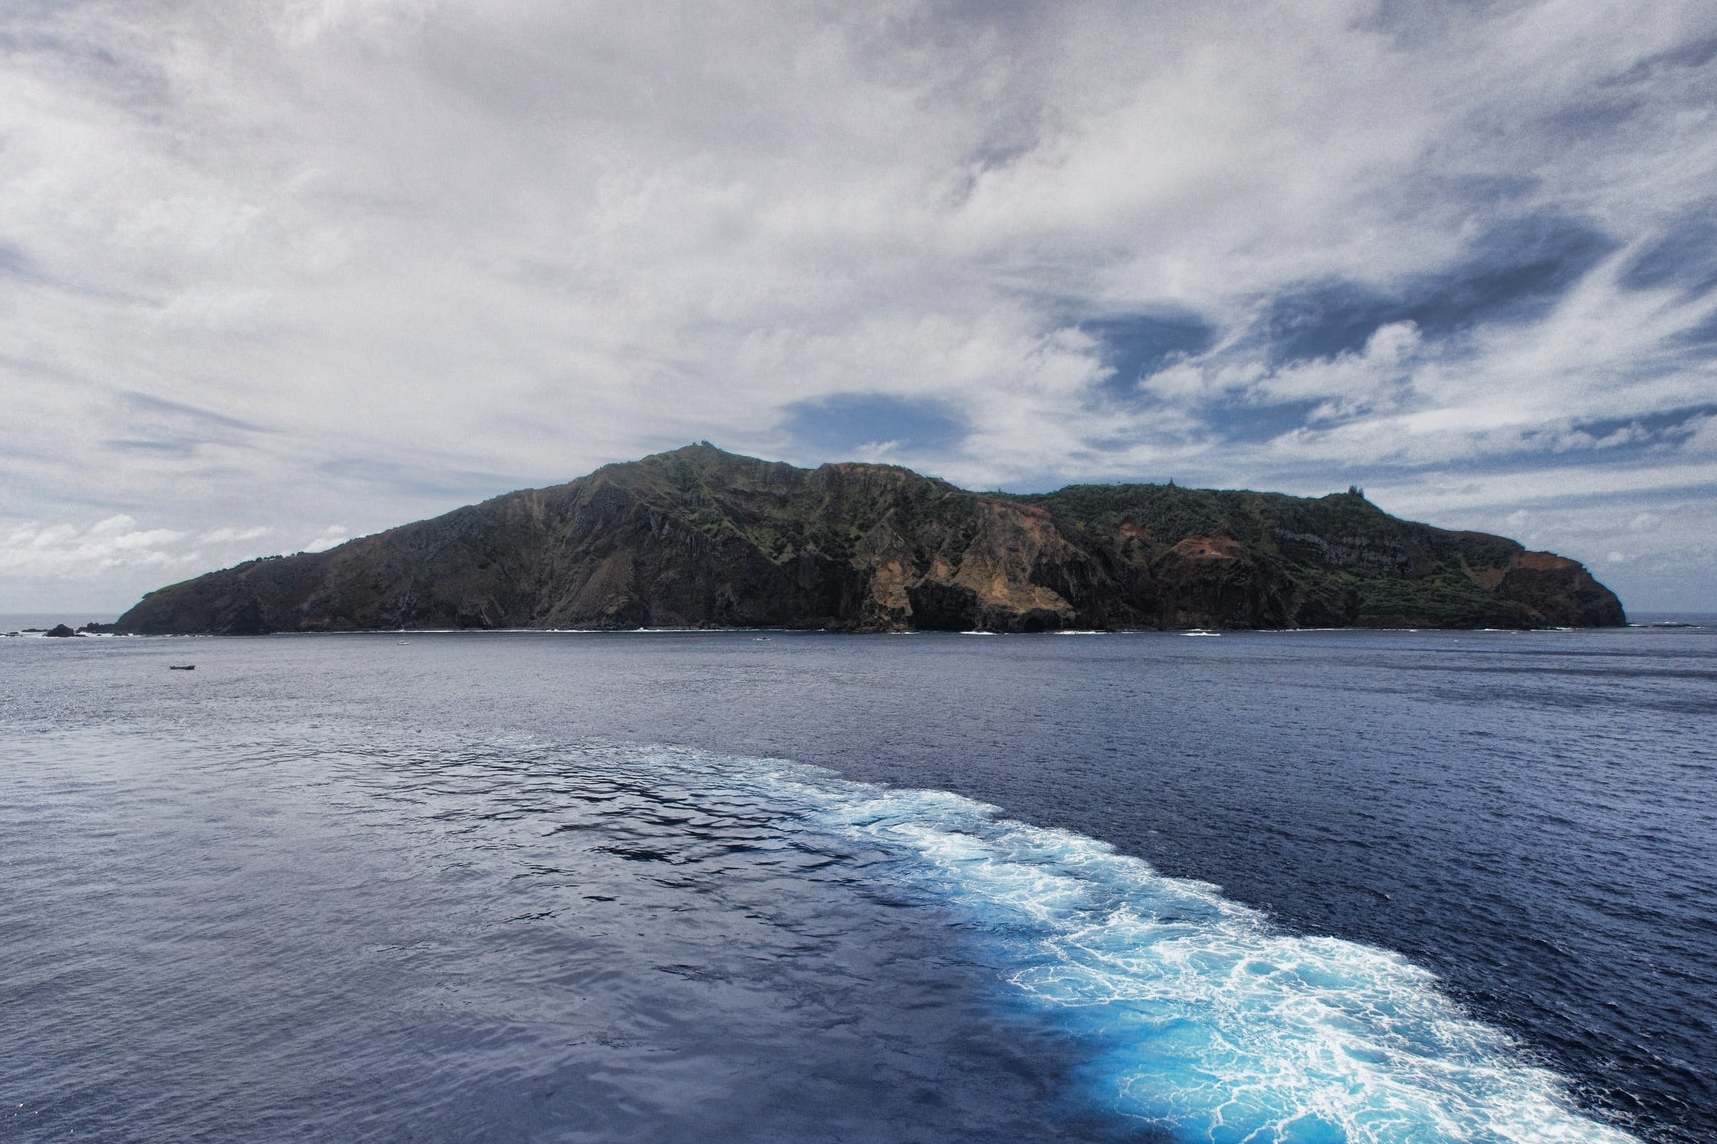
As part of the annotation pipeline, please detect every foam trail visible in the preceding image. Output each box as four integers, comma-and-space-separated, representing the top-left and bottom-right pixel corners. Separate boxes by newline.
739, 764, 1639, 1144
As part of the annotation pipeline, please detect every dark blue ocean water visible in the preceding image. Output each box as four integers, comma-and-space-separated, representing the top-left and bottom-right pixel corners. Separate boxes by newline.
1, 624, 1712, 1143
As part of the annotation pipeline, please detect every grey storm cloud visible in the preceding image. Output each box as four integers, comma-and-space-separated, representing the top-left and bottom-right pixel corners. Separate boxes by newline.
2, 0, 1716, 612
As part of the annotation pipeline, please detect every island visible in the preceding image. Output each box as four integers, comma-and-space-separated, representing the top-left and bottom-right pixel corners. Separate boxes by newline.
116, 443, 1624, 635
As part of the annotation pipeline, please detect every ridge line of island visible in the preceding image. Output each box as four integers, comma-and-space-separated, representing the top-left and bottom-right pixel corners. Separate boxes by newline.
108, 443, 1626, 636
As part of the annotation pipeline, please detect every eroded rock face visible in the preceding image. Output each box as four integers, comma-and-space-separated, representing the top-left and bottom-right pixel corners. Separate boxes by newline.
1494, 551, 1627, 628
116, 445, 1626, 634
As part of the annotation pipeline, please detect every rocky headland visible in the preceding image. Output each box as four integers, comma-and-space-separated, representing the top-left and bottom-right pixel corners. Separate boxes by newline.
115, 444, 1625, 635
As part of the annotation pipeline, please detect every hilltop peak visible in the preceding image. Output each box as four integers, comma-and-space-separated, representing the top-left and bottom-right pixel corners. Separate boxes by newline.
115, 448, 1624, 635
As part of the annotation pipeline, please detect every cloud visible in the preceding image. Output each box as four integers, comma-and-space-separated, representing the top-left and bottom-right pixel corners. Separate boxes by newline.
1, 515, 193, 578
1, 1, 1715, 609
0, 514, 284, 611
301, 525, 349, 553
199, 525, 271, 544
1140, 319, 1425, 422
1680, 413, 1717, 453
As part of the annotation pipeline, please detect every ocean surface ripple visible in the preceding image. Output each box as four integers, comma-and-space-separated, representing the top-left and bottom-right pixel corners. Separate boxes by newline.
2, 623, 1711, 1142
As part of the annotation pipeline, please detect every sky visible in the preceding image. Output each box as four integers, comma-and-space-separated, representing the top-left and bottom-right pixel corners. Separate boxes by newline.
3, 1, 1715, 614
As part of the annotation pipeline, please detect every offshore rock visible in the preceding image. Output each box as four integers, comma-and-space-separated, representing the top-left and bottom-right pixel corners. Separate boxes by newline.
116, 445, 1626, 635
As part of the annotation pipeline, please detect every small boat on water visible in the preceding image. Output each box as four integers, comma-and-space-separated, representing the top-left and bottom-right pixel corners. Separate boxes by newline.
168, 664, 196, 671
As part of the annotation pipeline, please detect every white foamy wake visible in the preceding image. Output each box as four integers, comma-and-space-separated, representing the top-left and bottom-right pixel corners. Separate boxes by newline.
743, 767, 1638, 1144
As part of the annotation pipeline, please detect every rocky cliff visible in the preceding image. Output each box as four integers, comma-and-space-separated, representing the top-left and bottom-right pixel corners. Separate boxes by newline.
116, 444, 1625, 634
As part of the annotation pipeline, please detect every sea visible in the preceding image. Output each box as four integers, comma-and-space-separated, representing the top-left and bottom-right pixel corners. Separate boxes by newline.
1, 618, 1712, 1143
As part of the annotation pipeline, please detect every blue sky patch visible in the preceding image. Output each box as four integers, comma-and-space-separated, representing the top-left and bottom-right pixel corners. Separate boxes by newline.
1263, 214, 1616, 366
1217, 398, 1330, 444
1081, 313, 1217, 396
1574, 405, 1716, 440
1620, 214, 1717, 296
1679, 308, 1717, 350
782, 393, 966, 458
